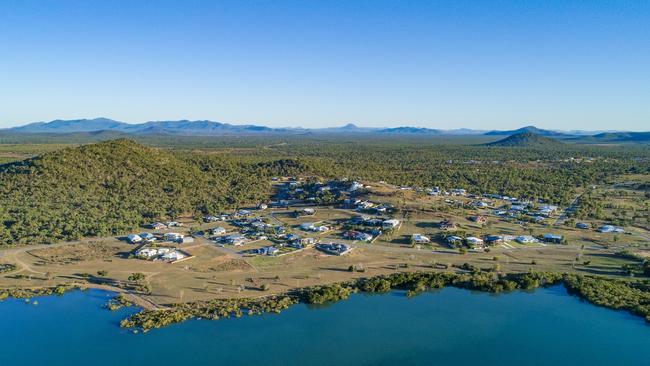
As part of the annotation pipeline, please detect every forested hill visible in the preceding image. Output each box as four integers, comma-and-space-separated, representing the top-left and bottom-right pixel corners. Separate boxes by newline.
486, 132, 563, 147
0, 139, 302, 245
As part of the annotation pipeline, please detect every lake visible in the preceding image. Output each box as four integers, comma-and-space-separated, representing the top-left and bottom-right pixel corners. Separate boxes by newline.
1, 286, 648, 366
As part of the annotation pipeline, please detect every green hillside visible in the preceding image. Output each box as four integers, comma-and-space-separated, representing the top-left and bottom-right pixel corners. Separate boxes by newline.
487, 132, 563, 147
0, 139, 300, 245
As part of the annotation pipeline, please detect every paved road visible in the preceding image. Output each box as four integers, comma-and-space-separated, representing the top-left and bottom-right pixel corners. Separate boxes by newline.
554, 194, 582, 226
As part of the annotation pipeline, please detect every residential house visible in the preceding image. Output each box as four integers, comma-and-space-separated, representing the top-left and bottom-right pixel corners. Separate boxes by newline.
451, 188, 467, 196
515, 235, 538, 244
300, 222, 316, 231
139, 233, 156, 242
446, 236, 463, 246
598, 225, 624, 233
311, 224, 329, 232
439, 220, 456, 230
296, 208, 316, 217
316, 243, 351, 256
266, 246, 280, 256
465, 236, 485, 248
411, 234, 430, 244
343, 231, 373, 242
538, 205, 558, 217
484, 235, 503, 245
164, 232, 184, 242
147, 222, 167, 230
127, 234, 142, 244
161, 250, 185, 262
542, 233, 563, 244
211, 227, 227, 236
382, 219, 400, 230
223, 234, 247, 246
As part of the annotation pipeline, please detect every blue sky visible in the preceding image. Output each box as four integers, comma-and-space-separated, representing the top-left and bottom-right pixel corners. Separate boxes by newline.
1, 0, 648, 130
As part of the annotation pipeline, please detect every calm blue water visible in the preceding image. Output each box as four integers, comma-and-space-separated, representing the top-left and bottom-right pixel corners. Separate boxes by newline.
1, 286, 648, 366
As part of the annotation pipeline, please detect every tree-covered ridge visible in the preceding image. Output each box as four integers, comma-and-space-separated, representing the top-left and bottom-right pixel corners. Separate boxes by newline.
486, 132, 563, 147
0, 139, 294, 245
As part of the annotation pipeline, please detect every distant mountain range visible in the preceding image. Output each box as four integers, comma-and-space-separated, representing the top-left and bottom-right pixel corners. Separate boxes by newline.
3, 118, 649, 142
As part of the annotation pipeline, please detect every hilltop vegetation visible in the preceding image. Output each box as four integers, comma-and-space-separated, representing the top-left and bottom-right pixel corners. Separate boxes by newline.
0, 140, 302, 245
486, 132, 563, 147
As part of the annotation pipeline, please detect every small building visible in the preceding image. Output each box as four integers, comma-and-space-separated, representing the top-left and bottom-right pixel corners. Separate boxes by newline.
204, 215, 221, 223
181, 236, 194, 244
139, 233, 156, 242
257, 203, 268, 210
164, 232, 184, 242
542, 233, 563, 244
349, 215, 370, 225
412, 233, 430, 244
538, 205, 558, 216
313, 225, 330, 232
439, 220, 456, 230
147, 222, 167, 230
211, 227, 227, 236
382, 219, 400, 230
465, 236, 484, 248
136, 248, 159, 259
299, 237, 316, 246
446, 235, 463, 245
484, 235, 503, 244
515, 235, 537, 244
348, 181, 364, 192
451, 188, 467, 196
161, 250, 185, 262
296, 208, 316, 217
343, 231, 372, 242
127, 234, 142, 244
597, 225, 624, 233
510, 204, 527, 212
316, 243, 351, 256
224, 234, 247, 246
300, 222, 315, 231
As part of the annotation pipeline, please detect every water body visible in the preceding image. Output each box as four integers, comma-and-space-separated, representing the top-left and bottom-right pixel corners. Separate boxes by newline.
2, 286, 648, 366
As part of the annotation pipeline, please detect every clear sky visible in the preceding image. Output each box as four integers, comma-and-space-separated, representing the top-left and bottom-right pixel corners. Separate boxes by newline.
1, 0, 649, 130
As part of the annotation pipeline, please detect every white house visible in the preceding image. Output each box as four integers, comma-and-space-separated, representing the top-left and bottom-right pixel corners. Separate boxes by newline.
515, 235, 537, 244
314, 225, 330, 232
465, 236, 484, 247
446, 235, 463, 244
161, 250, 185, 262
382, 219, 400, 230
164, 232, 184, 242
412, 234, 430, 244
598, 225, 624, 233
300, 222, 315, 231
138, 233, 156, 242
127, 234, 142, 244
211, 227, 226, 236
136, 248, 158, 258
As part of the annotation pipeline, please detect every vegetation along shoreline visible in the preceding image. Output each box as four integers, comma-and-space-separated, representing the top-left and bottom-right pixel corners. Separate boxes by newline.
114, 270, 650, 332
